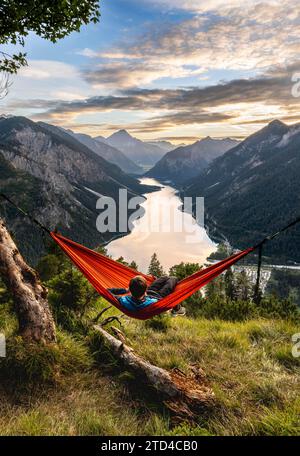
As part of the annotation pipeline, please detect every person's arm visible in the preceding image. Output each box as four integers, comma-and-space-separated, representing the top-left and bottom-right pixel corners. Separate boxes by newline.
108, 288, 128, 295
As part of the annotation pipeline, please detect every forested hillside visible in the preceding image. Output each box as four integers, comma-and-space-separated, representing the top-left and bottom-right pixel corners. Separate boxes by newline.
184, 121, 300, 263
0, 116, 155, 263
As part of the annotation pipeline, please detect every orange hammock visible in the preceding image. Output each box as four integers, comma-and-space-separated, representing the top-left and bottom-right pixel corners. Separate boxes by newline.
51, 232, 254, 320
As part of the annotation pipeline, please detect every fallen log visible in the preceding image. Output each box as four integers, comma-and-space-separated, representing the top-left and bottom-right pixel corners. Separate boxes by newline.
94, 325, 214, 417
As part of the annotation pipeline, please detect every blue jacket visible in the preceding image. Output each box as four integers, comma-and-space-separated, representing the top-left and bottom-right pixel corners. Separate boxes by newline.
118, 294, 158, 312
108, 288, 158, 312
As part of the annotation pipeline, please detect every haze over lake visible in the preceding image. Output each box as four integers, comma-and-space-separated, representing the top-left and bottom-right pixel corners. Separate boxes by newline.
107, 178, 217, 272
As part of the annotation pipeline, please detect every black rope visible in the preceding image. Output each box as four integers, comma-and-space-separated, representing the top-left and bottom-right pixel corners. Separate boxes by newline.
0, 193, 51, 235
250, 216, 300, 303
253, 215, 300, 250
265, 216, 300, 242
253, 242, 264, 303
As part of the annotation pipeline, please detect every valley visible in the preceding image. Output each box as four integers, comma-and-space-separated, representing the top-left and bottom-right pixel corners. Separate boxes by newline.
1, 115, 300, 271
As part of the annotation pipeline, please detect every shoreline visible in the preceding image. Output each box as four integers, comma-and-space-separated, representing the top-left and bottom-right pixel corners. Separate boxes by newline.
98, 178, 164, 251
104, 177, 217, 271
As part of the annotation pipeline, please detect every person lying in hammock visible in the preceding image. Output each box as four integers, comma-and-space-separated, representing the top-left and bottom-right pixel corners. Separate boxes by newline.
109, 275, 186, 316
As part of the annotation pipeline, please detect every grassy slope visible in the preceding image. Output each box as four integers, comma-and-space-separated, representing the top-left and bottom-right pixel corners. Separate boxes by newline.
1, 295, 299, 436
125, 315, 300, 435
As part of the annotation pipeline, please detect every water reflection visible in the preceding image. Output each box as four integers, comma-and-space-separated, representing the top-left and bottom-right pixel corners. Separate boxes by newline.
106, 178, 217, 272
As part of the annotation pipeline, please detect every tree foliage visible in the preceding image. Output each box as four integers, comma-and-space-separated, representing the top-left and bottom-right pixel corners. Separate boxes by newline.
169, 261, 201, 281
116, 256, 139, 271
148, 253, 165, 277
35, 239, 98, 331
235, 270, 252, 301
48, 268, 96, 314
266, 268, 300, 306
168, 261, 205, 317
205, 275, 225, 301
0, 0, 100, 73
208, 243, 232, 261
224, 268, 235, 300
36, 237, 70, 281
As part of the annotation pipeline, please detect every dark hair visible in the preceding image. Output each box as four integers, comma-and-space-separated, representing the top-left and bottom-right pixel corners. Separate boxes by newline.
129, 275, 147, 299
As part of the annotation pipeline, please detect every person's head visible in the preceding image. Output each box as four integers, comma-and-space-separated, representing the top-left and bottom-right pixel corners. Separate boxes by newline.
129, 275, 148, 300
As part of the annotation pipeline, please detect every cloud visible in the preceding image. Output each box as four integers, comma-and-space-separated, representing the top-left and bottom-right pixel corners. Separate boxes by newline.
36, 63, 296, 113
15, 62, 298, 134
81, 1, 300, 89
141, 0, 293, 18
83, 61, 205, 89
76, 48, 100, 58
5, 1, 300, 138
75, 110, 233, 135
18, 60, 79, 80
2, 59, 94, 115
158, 136, 199, 141
125, 111, 235, 134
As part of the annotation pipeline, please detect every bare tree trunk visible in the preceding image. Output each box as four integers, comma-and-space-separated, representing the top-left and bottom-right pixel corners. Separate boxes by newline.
0, 218, 56, 343
0, 67, 10, 99
94, 325, 214, 418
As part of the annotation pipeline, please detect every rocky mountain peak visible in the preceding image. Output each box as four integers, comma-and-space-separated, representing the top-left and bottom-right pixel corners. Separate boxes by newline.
109, 129, 132, 140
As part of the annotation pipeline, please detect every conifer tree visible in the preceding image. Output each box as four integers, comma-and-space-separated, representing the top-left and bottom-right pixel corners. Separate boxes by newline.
235, 270, 251, 301
148, 253, 165, 277
129, 260, 139, 271
224, 268, 235, 300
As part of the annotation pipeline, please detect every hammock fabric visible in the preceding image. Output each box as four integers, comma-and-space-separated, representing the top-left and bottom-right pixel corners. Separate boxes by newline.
51, 232, 254, 320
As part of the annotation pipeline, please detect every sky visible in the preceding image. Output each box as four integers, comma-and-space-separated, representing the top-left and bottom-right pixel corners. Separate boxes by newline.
2, 0, 300, 143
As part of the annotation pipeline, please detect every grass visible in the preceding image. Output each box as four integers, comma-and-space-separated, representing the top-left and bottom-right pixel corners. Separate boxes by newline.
0, 297, 300, 436
124, 313, 300, 435
0, 372, 165, 436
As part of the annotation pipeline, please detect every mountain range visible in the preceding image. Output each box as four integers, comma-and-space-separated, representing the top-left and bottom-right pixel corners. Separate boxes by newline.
99, 129, 168, 169
184, 120, 300, 263
147, 137, 239, 184
2, 114, 300, 264
64, 129, 177, 173
0, 116, 154, 263
64, 129, 144, 175
146, 140, 177, 153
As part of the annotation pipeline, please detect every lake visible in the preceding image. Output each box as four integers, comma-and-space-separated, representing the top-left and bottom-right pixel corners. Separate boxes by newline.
106, 178, 217, 272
